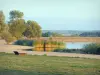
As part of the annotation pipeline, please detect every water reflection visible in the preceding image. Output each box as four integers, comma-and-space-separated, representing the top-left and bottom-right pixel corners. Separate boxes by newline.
33, 47, 57, 52
33, 42, 91, 51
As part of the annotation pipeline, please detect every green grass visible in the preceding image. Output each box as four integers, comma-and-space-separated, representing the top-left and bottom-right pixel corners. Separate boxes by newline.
0, 53, 100, 75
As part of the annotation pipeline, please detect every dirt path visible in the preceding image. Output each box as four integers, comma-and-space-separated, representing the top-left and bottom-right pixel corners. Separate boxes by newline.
31, 51, 100, 59
0, 45, 100, 59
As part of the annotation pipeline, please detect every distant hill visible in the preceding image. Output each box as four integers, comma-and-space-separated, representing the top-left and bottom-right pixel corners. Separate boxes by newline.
42, 30, 84, 36
42, 30, 100, 37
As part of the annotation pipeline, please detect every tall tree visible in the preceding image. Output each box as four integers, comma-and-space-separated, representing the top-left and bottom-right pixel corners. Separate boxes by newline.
23, 20, 42, 38
9, 10, 26, 39
0, 11, 5, 33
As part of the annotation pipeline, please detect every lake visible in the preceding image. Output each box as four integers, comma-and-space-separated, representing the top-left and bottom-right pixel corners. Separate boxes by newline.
66, 42, 91, 49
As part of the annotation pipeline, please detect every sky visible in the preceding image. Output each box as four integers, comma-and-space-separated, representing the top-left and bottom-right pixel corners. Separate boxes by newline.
0, 0, 100, 30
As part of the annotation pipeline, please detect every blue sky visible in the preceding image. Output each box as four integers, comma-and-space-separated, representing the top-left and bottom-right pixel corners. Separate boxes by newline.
0, 0, 100, 30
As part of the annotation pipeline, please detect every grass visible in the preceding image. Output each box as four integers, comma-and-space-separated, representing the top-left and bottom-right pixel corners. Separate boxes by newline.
0, 53, 100, 75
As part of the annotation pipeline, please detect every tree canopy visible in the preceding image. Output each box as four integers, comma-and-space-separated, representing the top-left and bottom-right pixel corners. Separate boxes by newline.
0, 11, 6, 33
23, 20, 42, 38
9, 10, 24, 20
0, 10, 42, 41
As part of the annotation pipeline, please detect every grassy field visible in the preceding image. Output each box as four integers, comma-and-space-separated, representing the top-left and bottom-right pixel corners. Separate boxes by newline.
0, 53, 100, 75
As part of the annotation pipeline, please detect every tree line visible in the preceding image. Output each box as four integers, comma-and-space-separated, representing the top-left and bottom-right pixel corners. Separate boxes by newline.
42, 31, 64, 37
80, 32, 100, 37
0, 10, 42, 43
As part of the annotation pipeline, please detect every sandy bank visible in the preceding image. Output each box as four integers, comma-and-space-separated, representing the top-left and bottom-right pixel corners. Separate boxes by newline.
0, 44, 33, 53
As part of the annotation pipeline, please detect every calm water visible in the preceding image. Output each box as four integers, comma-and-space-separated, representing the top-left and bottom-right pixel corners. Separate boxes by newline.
66, 42, 91, 49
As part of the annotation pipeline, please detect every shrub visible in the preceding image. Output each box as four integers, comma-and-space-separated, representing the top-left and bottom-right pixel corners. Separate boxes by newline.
14, 40, 34, 46
0, 32, 15, 44
5, 37, 15, 44
83, 43, 100, 54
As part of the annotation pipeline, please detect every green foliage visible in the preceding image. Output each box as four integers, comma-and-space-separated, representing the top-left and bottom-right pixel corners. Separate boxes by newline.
0, 32, 15, 44
0, 11, 6, 33
14, 40, 34, 46
5, 37, 15, 44
32, 40, 37, 46
1, 32, 11, 39
23, 20, 42, 38
8, 10, 26, 39
42, 32, 64, 37
42, 32, 52, 37
0, 11, 5, 21
9, 10, 24, 20
1, 10, 42, 39
9, 19, 26, 39
0, 53, 100, 75
83, 43, 100, 54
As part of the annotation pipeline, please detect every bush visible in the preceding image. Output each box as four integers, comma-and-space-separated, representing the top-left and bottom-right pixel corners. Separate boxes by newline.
83, 43, 100, 54
0, 32, 15, 44
5, 37, 15, 44
14, 40, 34, 46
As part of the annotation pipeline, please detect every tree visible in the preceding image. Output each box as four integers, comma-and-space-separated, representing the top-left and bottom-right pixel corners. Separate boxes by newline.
23, 20, 42, 38
9, 10, 23, 20
0, 11, 5, 33
9, 10, 26, 39
9, 19, 26, 39
0, 32, 15, 44
42, 32, 52, 37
